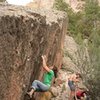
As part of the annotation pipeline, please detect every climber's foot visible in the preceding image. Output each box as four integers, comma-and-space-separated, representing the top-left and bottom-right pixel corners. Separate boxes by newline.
26, 92, 32, 99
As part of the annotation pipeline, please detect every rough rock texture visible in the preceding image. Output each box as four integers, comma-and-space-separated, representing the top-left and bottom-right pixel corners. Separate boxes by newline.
0, 3, 67, 100
63, 35, 78, 71
63, 35, 90, 73
65, 0, 85, 12
51, 70, 70, 100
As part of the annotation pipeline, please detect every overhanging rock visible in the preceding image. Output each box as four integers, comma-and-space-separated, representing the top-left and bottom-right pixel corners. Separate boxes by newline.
0, 3, 67, 100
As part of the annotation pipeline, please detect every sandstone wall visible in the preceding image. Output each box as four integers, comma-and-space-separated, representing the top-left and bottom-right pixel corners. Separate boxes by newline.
0, 4, 67, 100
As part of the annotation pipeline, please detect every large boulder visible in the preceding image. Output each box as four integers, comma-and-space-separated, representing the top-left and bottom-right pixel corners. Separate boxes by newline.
0, 4, 67, 100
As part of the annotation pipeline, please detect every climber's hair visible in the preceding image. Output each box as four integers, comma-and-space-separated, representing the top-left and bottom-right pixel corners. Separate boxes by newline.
52, 66, 58, 78
76, 72, 82, 79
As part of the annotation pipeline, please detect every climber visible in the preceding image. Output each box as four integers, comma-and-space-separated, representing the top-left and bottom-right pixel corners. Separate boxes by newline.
68, 73, 82, 100
74, 88, 90, 100
26, 55, 58, 98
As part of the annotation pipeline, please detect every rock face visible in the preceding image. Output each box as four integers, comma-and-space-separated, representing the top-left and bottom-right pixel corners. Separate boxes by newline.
64, 0, 85, 12
63, 35, 78, 71
0, 4, 67, 100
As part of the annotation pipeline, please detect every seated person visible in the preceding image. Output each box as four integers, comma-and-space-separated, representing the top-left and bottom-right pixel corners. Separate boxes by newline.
68, 73, 82, 100
75, 88, 89, 100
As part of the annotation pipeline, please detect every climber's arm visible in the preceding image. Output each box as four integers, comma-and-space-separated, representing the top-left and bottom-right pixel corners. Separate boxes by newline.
41, 55, 51, 72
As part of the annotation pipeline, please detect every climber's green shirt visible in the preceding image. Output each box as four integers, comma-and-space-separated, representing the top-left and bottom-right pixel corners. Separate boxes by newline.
43, 70, 54, 87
